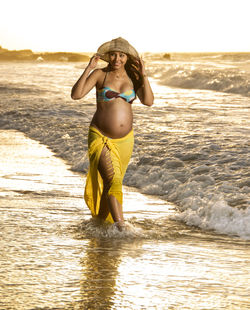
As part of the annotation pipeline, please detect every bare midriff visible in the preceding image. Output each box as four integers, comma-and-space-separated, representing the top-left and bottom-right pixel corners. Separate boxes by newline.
90, 98, 133, 139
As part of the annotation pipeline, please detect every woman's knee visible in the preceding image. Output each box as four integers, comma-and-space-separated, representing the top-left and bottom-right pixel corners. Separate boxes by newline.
103, 174, 121, 194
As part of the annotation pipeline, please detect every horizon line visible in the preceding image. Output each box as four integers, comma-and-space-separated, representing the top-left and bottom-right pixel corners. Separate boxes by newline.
1, 45, 250, 54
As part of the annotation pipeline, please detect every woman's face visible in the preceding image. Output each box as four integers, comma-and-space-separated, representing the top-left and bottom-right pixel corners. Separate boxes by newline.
109, 51, 128, 69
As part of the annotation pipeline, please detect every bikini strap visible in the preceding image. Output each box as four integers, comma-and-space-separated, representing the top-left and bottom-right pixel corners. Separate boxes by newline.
101, 71, 108, 88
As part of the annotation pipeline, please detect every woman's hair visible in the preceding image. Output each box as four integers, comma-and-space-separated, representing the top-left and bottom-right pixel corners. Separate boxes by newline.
125, 56, 143, 93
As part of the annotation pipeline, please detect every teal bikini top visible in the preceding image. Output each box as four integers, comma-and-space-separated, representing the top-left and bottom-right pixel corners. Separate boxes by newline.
97, 71, 136, 104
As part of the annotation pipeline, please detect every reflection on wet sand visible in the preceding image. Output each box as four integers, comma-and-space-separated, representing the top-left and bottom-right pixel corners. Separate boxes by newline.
79, 239, 123, 309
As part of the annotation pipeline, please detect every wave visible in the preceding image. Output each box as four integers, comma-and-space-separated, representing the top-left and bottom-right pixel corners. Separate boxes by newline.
149, 63, 250, 97
124, 158, 250, 240
173, 195, 250, 240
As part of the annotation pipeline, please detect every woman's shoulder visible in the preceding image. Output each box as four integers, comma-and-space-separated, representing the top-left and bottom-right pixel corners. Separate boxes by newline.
91, 67, 108, 88
90, 67, 108, 81
92, 66, 109, 74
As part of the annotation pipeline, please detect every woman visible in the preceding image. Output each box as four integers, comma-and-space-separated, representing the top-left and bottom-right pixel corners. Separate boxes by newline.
71, 37, 154, 231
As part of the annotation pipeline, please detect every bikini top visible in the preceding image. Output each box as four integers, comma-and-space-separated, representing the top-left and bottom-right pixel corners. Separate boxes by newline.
96, 71, 136, 104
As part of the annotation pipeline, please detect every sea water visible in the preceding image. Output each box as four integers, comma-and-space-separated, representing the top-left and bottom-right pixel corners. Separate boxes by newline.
0, 53, 249, 309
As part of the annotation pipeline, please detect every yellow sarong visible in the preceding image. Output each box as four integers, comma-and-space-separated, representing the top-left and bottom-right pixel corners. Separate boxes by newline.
84, 126, 134, 223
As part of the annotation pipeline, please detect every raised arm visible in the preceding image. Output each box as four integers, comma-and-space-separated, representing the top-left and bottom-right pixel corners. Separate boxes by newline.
136, 57, 154, 106
71, 54, 101, 100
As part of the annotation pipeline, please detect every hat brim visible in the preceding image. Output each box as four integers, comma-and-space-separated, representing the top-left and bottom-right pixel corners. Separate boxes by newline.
97, 37, 139, 63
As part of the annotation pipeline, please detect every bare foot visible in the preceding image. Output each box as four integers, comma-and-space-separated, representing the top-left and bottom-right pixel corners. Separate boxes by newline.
115, 221, 126, 232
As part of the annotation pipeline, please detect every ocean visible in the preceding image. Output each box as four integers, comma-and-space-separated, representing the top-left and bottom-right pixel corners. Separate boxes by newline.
0, 53, 249, 309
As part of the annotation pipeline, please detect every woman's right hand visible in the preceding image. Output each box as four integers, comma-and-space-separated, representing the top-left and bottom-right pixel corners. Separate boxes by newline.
87, 54, 100, 70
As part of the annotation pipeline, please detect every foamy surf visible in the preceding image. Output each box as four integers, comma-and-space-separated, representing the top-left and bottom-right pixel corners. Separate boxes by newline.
145, 52, 250, 97
148, 63, 250, 97
172, 195, 250, 240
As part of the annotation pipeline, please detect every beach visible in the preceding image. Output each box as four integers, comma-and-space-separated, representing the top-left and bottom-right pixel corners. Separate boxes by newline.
0, 53, 250, 309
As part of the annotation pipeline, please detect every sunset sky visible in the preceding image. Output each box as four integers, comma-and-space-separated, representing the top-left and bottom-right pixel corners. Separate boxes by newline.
0, 0, 249, 53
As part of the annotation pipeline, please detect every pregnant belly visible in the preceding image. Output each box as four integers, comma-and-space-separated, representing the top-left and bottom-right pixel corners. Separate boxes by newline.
91, 103, 133, 138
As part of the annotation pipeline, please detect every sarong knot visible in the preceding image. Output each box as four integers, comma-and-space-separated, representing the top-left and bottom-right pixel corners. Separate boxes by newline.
102, 136, 109, 145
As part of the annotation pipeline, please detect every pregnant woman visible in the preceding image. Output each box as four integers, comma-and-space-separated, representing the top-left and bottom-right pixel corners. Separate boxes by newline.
71, 37, 154, 231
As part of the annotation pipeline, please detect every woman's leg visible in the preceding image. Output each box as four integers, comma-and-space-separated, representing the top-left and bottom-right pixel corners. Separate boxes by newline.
97, 145, 125, 230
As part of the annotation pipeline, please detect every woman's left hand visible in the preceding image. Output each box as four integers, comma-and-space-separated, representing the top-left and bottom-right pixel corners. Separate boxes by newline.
138, 57, 146, 76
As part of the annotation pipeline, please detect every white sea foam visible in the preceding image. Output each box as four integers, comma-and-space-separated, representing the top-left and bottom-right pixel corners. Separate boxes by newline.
125, 165, 250, 239
145, 54, 250, 97
173, 196, 250, 240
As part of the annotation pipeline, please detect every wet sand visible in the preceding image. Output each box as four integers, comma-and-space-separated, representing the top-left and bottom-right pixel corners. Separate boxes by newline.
0, 130, 86, 308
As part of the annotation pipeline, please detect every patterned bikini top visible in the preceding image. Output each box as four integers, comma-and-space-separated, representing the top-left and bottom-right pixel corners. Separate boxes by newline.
97, 87, 136, 104
96, 71, 136, 104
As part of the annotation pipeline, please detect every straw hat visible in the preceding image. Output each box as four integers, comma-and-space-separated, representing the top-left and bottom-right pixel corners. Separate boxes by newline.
97, 37, 139, 62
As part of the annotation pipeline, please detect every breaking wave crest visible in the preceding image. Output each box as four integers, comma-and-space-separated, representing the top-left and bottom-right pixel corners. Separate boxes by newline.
149, 63, 250, 97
